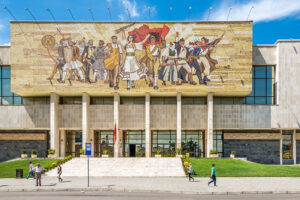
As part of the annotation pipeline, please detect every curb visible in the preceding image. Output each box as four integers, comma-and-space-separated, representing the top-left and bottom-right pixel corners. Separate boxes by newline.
1, 187, 300, 195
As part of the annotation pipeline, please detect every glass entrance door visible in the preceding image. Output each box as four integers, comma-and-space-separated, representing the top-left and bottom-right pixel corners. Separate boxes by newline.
123, 131, 145, 157
181, 131, 205, 157
282, 130, 293, 160
151, 131, 176, 157
94, 131, 114, 157
66, 131, 82, 157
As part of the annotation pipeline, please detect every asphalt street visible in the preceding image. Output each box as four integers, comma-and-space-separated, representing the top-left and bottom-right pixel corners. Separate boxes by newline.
1, 191, 300, 200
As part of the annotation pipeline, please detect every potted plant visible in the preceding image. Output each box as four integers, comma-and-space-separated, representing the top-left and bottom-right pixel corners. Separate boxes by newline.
31, 150, 37, 158
47, 149, 56, 158
21, 149, 27, 159
210, 150, 219, 158
230, 151, 236, 158
155, 150, 161, 158
102, 150, 109, 158
176, 148, 182, 158
185, 152, 190, 158
80, 149, 86, 158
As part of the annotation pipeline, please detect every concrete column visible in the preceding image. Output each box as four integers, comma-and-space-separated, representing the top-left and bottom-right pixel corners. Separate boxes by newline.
145, 93, 151, 157
50, 93, 59, 156
206, 93, 213, 158
60, 130, 66, 157
176, 93, 182, 150
293, 130, 296, 165
280, 130, 283, 165
114, 93, 120, 157
82, 93, 90, 150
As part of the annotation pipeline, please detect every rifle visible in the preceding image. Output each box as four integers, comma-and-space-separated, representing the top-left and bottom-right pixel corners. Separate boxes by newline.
115, 23, 135, 34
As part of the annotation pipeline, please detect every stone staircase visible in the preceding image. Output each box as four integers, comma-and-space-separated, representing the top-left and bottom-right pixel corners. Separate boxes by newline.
46, 157, 186, 177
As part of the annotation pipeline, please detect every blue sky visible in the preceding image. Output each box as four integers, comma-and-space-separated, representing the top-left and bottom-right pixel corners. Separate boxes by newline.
0, 0, 299, 45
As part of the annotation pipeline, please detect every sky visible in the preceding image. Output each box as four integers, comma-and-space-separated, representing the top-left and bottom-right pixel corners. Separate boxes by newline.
0, 0, 299, 45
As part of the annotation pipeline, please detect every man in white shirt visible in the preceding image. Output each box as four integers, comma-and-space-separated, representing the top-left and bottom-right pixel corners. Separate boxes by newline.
33, 163, 44, 186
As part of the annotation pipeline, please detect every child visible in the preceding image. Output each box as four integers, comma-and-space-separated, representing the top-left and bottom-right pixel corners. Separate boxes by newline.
208, 163, 216, 186
188, 163, 194, 182
26, 161, 35, 179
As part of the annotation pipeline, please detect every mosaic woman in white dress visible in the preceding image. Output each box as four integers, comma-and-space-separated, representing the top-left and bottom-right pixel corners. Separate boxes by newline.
120, 30, 149, 90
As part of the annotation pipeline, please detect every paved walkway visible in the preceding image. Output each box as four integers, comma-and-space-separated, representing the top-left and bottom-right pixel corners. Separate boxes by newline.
1, 177, 300, 194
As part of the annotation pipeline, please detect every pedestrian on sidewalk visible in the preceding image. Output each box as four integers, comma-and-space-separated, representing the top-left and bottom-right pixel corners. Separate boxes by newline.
188, 163, 194, 182
57, 163, 63, 182
208, 163, 216, 187
26, 161, 35, 179
33, 163, 44, 186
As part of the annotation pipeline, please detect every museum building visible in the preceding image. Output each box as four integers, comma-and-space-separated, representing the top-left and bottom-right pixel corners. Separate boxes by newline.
0, 21, 299, 165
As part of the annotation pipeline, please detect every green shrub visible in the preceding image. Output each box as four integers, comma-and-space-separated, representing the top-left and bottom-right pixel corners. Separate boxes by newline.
156, 150, 161, 155
48, 149, 55, 155
210, 150, 218, 154
80, 149, 85, 155
31, 150, 37, 155
176, 148, 182, 155
103, 150, 108, 155
21, 149, 27, 154
231, 151, 236, 155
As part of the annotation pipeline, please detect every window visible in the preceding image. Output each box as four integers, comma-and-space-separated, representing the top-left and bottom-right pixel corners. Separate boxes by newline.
120, 97, 145, 105
23, 97, 50, 104
0, 66, 23, 105
123, 131, 145, 157
150, 97, 177, 105
151, 131, 176, 157
213, 131, 223, 157
90, 97, 114, 105
181, 131, 205, 157
94, 131, 114, 157
282, 130, 293, 160
182, 97, 207, 105
59, 97, 82, 104
213, 97, 246, 105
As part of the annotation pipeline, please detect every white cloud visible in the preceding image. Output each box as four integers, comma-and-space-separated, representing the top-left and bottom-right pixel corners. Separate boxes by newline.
118, 14, 126, 21
208, 0, 300, 22
120, 0, 139, 17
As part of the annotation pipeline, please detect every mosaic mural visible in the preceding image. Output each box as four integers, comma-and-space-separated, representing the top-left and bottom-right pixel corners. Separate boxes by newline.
10, 22, 252, 96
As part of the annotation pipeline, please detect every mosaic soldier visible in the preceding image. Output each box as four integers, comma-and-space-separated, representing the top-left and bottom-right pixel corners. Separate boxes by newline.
174, 35, 197, 85
197, 33, 224, 82
104, 36, 123, 90
47, 39, 66, 81
120, 30, 149, 90
82, 39, 95, 83
91, 40, 108, 83
140, 35, 166, 90
160, 42, 178, 85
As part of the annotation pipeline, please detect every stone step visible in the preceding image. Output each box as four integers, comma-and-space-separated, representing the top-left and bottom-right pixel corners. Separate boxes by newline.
46, 157, 186, 177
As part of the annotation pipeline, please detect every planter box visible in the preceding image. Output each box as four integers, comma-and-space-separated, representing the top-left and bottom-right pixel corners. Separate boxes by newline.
48, 154, 56, 158
80, 155, 86, 158
31, 154, 37, 158
210, 154, 219, 158
155, 155, 161, 158
176, 155, 182, 158
21, 154, 27, 159
101, 155, 109, 158
230, 154, 235, 158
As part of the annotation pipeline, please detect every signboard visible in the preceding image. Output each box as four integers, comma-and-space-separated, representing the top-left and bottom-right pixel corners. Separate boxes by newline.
10, 21, 252, 96
85, 143, 91, 156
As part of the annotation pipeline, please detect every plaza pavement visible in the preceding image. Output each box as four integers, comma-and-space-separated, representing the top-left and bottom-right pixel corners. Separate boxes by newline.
1, 176, 300, 195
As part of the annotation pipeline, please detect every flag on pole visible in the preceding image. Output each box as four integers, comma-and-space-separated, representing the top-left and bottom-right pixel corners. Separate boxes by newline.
114, 121, 117, 144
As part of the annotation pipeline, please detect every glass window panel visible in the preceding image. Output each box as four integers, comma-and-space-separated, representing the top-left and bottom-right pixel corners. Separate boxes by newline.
121, 97, 134, 104
150, 97, 164, 105
213, 97, 221, 104
234, 97, 246, 104
2, 79, 12, 96
254, 79, 267, 96
266, 97, 273, 104
266, 79, 274, 97
255, 97, 266, 104
164, 97, 176, 104
134, 97, 145, 104
13, 96, 22, 104
266, 66, 274, 78
103, 97, 114, 105
73, 97, 82, 104
23, 97, 34, 105
91, 97, 103, 104
2, 96, 13, 105
34, 97, 48, 104
221, 97, 234, 104
254, 66, 266, 78
182, 97, 193, 105
2, 66, 10, 78
246, 97, 254, 104
194, 97, 207, 104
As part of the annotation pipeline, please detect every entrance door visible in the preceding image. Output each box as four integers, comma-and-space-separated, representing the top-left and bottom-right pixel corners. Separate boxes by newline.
129, 144, 136, 157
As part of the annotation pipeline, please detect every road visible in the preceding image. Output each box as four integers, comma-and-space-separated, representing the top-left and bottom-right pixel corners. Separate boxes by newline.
1, 191, 300, 200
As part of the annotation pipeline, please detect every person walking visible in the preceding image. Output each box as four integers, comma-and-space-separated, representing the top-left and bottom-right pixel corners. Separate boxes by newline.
57, 163, 63, 182
208, 163, 217, 187
188, 163, 194, 182
26, 161, 35, 179
34, 163, 44, 186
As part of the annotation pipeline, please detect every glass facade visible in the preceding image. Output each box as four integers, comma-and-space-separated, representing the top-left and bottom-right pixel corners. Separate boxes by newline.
213, 131, 223, 157
23, 97, 50, 104
94, 131, 114, 157
65, 131, 82, 157
181, 131, 205, 157
120, 97, 145, 105
151, 130, 176, 157
282, 130, 293, 160
90, 97, 114, 105
150, 97, 177, 105
0, 66, 23, 104
59, 97, 82, 104
123, 131, 145, 157
182, 97, 207, 105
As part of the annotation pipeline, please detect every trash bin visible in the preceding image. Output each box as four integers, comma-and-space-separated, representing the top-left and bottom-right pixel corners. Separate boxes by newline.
16, 169, 23, 179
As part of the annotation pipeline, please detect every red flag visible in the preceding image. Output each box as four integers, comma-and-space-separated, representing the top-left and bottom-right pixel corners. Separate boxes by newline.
114, 121, 117, 144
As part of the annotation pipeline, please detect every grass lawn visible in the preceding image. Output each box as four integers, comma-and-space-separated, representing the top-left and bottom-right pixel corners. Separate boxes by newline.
0, 159, 61, 178
188, 158, 300, 177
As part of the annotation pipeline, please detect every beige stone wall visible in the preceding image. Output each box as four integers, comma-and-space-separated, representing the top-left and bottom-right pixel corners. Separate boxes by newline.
150, 105, 176, 129
0, 46, 10, 65
10, 21, 252, 96
252, 45, 276, 65
89, 105, 114, 129
182, 105, 207, 129
224, 132, 281, 140
58, 105, 82, 128
119, 105, 145, 129
0, 133, 46, 140
0, 105, 49, 129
